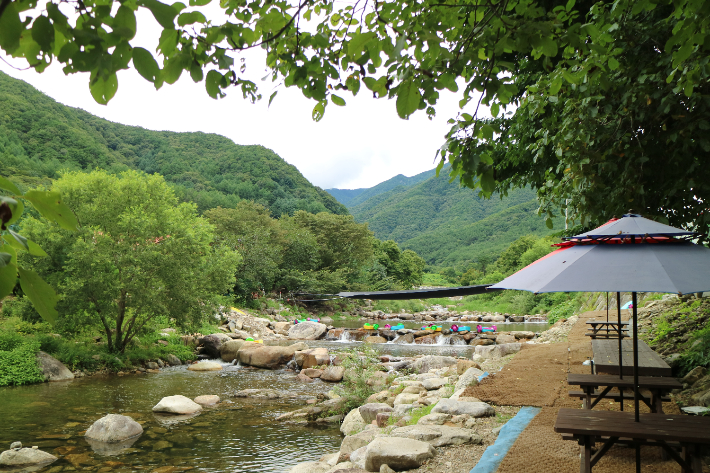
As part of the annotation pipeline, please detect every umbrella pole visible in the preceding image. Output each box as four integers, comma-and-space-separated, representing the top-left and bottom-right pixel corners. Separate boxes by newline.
617, 292, 623, 413
632, 292, 639, 422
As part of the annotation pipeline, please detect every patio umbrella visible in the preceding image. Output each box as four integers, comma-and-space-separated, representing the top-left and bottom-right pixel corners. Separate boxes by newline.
490, 213, 710, 422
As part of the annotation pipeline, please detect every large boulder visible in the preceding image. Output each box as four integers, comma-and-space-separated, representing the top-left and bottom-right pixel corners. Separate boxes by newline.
393, 393, 419, 406
197, 334, 228, 358
457, 360, 481, 375
85, 414, 143, 443
393, 333, 414, 344
409, 356, 457, 374
495, 333, 516, 344
364, 336, 387, 344
165, 354, 182, 366
273, 322, 292, 336
295, 348, 330, 369
340, 429, 380, 455
36, 351, 74, 382
220, 340, 245, 362
187, 361, 223, 371
320, 366, 345, 382
389, 425, 481, 447
455, 367, 483, 392
194, 395, 220, 406
152, 395, 203, 415
238, 342, 309, 369
0, 448, 57, 466
288, 322, 328, 340
431, 399, 494, 418
359, 403, 394, 423
363, 437, 435, 472
341, 408, 367, 435
422, 378, 447, 390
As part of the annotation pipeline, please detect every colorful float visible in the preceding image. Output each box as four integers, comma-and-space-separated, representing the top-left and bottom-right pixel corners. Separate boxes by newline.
422, 324, 442, 332
390, 324, 405, 331
245, 338, 263, 343
363, 323, 380, 330
307, 317, 320, 322
477, 325, 497, 333
451, 325, 472, 332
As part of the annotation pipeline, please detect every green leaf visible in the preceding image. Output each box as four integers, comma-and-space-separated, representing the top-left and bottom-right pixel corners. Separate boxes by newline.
549, 78, 562, 96
348, 32, 376, 57
113, 6, 137, 39
491, 102, 500, 117
158, 28, 179, 56
23, 190, 79, 231
138, 0, 178, 29
268, 91, 278, 107
0, 3, 23, 53
6, 230, 28, 251
540, 37, 558, 57
31, 15, 54, 52
0, 177, 22, 195
312, 101, 326, 121
177, 11, 206, 26
331, 94, 346, 106
0, 253, 11, 267
18, 267, 59, 325
0, 262, 17, 299
396, 80, 421, 119
89, 73, 119, 105
0, 196, 21, 228
608, 57, 619, 70
132, 47, 160, 83
205, 70, 225, 99
481, 124, 494, 140
189, 0, 211, 5
480, 169, 495, 194
546, 218, 554, 229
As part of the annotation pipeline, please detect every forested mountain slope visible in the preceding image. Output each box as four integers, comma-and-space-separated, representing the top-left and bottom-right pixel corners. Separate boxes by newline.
343, 171, 556, 266
327, 168, 435, 207
0, 72, 346, 216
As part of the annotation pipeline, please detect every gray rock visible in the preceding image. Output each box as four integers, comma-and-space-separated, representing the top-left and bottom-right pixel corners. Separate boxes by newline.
288, 322, 328, 340
363, 437, 435, 472
389, 424, 479, 447
85, 435, 141, 456
394, 393, 419, 406
410, 356, 457, 374
194, 395, 220, 406
380, 465, 396, 473
197, 334, 228, 358
422, 378, 447, 390
321, 366, 345, 382
358, 403, 393, 423
341, 408, 367, 435
219, 340, 245, 362
350, 446, 368, 470
431, 399, 494, 418
340, 429, 380, 455
238, 342, 309, 369
417, 413, 451, 425
393, 404, 414, 416
85, 414, 143, 443
187, 361, 222, 371
10, 442, 21, 450
393, 333, 414, 344
165, 354, 182, 366
682, 366, 707, 386
152, 395, 203, 415
0, 448, 57, 466
455, 367, 483, 392
288, 461, 331, 473
36, 351, 74, 382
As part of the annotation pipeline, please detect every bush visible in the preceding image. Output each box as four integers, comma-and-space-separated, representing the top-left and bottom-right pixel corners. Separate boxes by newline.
333, 346, 382, 413
547, 299, 579, 324
679, 326, 710, 376
0, 340, 45, 387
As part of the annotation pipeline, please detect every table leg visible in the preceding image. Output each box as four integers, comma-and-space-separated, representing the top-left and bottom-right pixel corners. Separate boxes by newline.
585, 387, 593, 409
581, 436, 591, 473
651, 390, 664, 414
691, 445, 702, 473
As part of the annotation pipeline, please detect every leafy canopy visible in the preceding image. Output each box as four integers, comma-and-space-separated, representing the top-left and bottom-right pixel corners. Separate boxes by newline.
1, 0, 707, 232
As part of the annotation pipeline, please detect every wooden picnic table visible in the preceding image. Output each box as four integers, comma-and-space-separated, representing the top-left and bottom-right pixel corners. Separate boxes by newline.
568, 373, 681, 413
555, 408, 710, 473
585, 320, 629, 339
592, 339, 672, 377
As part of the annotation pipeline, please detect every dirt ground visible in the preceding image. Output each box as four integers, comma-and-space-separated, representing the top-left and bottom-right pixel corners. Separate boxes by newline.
416, 311, 710, 473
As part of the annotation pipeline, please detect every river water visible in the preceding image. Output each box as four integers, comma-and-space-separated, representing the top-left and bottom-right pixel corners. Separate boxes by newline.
0, 320, 549, 473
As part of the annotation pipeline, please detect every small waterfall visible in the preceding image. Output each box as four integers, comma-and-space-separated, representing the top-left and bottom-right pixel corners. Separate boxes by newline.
338, 331, 352, 343
435, 334, 468, 346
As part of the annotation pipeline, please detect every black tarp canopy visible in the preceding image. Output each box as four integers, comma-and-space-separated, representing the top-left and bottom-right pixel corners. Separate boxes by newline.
338, 284, 498, 300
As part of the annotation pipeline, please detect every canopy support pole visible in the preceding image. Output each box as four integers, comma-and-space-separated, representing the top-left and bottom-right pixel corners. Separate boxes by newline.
632, 292, 639, 421
618, 292, 623, 380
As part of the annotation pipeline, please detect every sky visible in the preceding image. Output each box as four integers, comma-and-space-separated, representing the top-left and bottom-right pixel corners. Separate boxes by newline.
0, 16, 481, 190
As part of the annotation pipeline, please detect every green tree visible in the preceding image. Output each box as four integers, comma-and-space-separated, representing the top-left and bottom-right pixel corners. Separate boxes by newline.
19, 170, 240, 353
492, 235, 537, 275
204, 202, 283, 300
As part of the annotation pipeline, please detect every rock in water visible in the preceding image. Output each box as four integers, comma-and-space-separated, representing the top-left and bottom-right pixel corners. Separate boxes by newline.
193, 395, 220, 406
295, 348, 330, 369
237, 342, 309, 369
219, 339, 245, 362
85, 414, 143, 443
364, 437, 435, 471
409, 356, 457, 374
196, 334, 228, 358
187, 361, 223, 371
165, 354, 182, 366
152, 395, 203, 415
364, 336, 387, 344
0, 448, 57, 466
288, 322, 327, 340
288, 461, 330, 473
36, 351, 74, 382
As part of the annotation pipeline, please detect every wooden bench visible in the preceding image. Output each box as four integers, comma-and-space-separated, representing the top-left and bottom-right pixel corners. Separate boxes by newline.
592, 339, 672, 377
555, 408, 710, 473
568, 390, 671, 404
585, 320, 629, 339
568, 373, 681, 414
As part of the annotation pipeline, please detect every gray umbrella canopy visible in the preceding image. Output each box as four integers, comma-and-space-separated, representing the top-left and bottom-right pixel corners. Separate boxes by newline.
489, 242, 710, 294
571, 213, 695, 240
